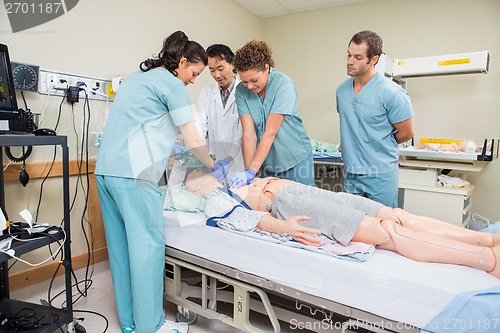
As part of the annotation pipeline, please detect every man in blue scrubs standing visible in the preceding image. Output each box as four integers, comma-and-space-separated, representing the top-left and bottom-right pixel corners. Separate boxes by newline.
336, 30, 414, 207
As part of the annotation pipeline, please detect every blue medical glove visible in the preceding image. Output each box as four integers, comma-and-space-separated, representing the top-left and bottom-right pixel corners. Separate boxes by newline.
228, 168, 256, 189
213, 158, 232, 182
209, 163, 225, 181
172, 144, 188, 157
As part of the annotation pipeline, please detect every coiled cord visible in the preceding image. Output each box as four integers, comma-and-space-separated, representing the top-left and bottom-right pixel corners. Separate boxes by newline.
5, 145, 32, 163
0, 307, 58, 330
5, 107, 35, 162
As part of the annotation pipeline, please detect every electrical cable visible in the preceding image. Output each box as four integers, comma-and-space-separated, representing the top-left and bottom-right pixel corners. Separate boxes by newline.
5, 96, 61, 268
6, 222, 65, 271
20, 91, 36, 132
64, 89, 94, 300
72, 309, 109, 332
0, 307, 59, 331
4, 89, 109, 332
42, 90, 94, 307
38, 88, 56, 128
33, 93, 64, 222
44, 88, 104, 330
80, 89, 94, 296
53, 89, 66, 132
3, 158, 15, 171
0, 229, 66, 266
34, 146, 57, 223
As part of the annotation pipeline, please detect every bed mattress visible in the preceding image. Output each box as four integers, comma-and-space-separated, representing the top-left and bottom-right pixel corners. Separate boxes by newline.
163, 210, 500, 328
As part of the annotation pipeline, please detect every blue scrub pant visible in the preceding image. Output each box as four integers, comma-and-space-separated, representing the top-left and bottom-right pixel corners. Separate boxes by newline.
343, 168, 399, 208
96, 175, 165, 333
260, 153, 315, 186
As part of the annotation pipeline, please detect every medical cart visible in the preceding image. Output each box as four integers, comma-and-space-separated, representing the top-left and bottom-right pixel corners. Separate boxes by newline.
0, 134, 84, 333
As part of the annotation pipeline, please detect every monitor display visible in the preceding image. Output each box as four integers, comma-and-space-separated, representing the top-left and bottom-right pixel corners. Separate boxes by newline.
0, 43, 20, 120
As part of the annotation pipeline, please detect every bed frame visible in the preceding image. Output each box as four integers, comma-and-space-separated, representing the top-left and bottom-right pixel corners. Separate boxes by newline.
164, 247, 420, 333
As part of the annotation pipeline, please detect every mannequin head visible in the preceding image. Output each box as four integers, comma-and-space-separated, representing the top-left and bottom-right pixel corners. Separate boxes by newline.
185, 168, 222, 199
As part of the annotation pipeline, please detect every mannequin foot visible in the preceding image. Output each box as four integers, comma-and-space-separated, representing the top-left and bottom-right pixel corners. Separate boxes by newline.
488, 245, 500, 279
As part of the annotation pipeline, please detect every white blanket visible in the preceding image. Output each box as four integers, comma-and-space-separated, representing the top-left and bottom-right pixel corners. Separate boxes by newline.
164, 211, 500, 328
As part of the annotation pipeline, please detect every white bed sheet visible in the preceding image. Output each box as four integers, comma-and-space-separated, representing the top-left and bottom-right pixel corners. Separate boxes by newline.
163, 210, 500, 328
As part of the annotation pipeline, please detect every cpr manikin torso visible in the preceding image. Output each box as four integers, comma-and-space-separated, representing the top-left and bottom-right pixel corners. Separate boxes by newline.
230, 177, 294, 212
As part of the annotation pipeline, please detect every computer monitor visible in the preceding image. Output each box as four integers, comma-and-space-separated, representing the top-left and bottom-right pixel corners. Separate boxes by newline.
0, 43, 20, 122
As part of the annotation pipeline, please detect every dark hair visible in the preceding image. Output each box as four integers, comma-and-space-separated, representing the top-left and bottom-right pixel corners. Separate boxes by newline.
140, 31, 208, 76
234, 40, 275, 72
206, 44, 234, 64
349, 30, 383, 61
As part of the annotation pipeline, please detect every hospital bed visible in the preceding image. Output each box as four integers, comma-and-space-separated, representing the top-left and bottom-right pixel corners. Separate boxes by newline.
163, 210, 500, 333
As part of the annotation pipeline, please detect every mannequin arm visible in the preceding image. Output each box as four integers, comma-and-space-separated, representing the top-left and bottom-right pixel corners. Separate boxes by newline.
257, 214, 321, 247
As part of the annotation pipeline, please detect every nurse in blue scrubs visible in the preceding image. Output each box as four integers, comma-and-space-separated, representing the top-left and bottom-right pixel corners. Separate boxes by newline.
337, 30, 414, 208
94, 31, 219, 333
228, 40, 314, 188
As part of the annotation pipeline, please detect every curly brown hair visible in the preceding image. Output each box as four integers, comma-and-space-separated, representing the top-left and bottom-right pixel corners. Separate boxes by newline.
233, 40, 275, 72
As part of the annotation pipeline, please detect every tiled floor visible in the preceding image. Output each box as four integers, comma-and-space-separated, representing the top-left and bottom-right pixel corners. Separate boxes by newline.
10, 260, 310, 333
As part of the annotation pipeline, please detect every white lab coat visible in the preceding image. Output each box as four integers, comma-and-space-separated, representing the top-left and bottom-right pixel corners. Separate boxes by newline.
196, 77, 244, 179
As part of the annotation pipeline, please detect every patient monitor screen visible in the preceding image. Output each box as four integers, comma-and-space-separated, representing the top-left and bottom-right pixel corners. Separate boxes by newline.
0, 48, 16, 111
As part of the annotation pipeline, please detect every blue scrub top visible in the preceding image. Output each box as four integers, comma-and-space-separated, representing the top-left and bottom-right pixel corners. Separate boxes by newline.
236, 68, 312, 173
336, 73, 413, 175
95, 67, 193, 182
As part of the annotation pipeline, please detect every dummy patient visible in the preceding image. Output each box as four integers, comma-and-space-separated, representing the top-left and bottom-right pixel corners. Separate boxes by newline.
185, 168, 500, 278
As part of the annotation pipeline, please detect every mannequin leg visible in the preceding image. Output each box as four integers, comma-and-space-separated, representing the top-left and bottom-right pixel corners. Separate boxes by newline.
381, 219, 499, 278
388, 208, 499, 247
351, 215, 396, 250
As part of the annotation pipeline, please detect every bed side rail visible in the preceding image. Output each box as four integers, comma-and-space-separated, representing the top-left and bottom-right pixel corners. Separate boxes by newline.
165, 256, 280, 333
165, 248, 421, 333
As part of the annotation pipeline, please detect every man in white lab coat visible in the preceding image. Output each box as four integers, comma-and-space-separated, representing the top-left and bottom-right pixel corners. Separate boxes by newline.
196, 44, 244, 180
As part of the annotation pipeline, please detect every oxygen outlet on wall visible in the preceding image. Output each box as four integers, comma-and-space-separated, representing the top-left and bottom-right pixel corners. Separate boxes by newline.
112, 76, 123, 94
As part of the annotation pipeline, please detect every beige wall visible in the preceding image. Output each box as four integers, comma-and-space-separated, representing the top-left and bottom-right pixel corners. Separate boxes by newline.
263, 0, 500, 222
2, 0, 499, 273
0, 0, 261, 272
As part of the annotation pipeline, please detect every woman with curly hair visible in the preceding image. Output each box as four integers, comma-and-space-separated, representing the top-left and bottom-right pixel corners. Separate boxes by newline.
228, 40, 314, 188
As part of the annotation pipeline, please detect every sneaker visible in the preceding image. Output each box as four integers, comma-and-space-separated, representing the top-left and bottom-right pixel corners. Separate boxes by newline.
122, 325, 135, 333
156, 319, 189, 333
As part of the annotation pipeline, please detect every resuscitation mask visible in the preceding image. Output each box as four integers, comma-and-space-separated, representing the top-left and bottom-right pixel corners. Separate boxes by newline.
164, 150, 207, 210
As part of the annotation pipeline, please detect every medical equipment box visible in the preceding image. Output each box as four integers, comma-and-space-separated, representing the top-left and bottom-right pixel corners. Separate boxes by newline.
399, 167, 437, 186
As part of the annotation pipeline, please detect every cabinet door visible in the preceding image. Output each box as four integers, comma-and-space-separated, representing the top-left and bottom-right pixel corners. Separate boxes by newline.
401, 189, 469, 226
